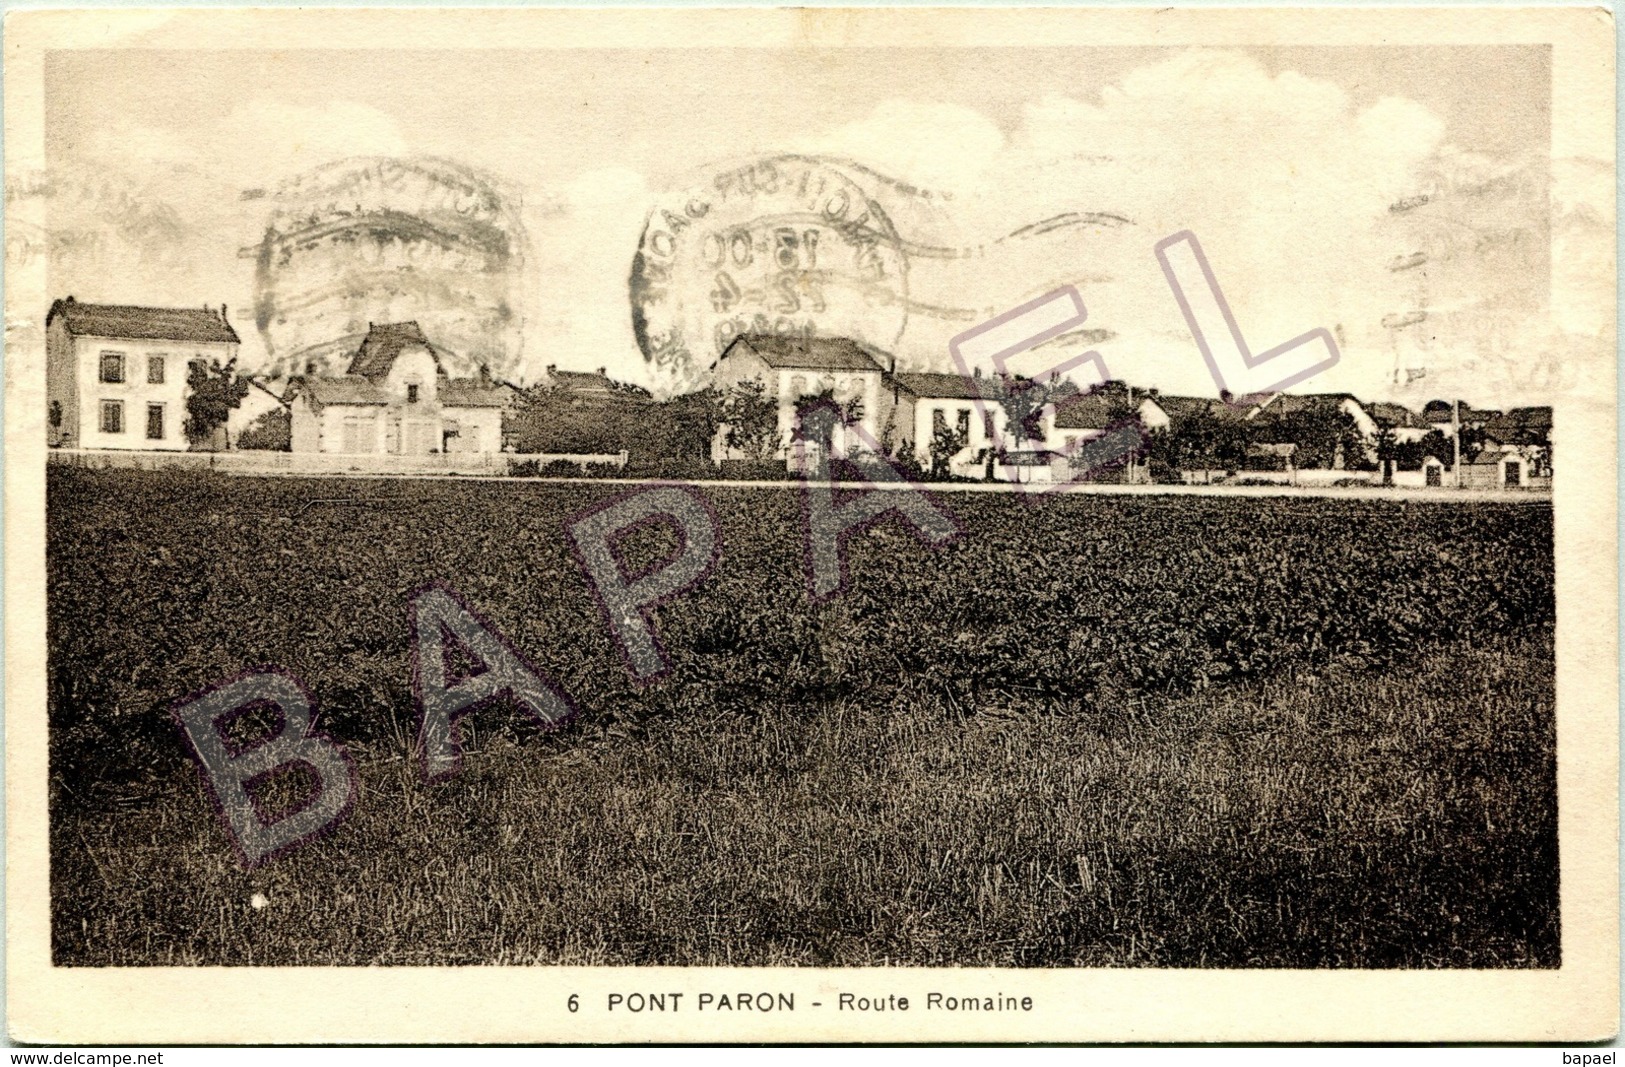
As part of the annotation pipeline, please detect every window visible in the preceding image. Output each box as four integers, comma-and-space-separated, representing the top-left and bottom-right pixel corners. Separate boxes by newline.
931, 408, 947, 434
99, 352, 125, 384
341, 416, 377, 454
406, 383, 420, 404
956, 410, 971, 437
147, 355, 166, 384
100, 400, 124, 434
146, 403, 164, 440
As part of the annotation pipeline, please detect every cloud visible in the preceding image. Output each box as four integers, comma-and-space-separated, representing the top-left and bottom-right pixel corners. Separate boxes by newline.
228, 100, 410, 184
770, 49, 1473, 399
83, 100, 409, 190
798, 99, 1007, 194
523, 167, 655, 387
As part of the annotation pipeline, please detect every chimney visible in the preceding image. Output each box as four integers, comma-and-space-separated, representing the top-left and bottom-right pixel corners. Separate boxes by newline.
305, 360, 317, 375
973, 366, 982, 378
478, 363, 491, 385
598, 367, 607, 377
547, 363, 557, 376
220, 304, 228, 322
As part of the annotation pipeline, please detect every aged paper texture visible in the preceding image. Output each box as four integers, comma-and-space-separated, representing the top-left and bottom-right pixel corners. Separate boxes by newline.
5, 5, 1617, 1044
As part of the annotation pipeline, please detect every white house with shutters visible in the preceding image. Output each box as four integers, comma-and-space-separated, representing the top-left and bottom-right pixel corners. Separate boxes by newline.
287, 322, 511, 455
45, 297, 241, 451
710, 334, 892, 464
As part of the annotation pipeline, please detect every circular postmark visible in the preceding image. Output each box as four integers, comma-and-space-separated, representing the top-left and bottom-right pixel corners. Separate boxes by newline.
630, 155, 911, 387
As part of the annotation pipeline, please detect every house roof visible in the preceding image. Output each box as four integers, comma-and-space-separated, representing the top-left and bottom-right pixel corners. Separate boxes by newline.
1483, 406, 1552, 445
721, 334, 888, 373
441, 379, 513, 408
550, 369, 617, 392
1466, 446, 1522, 465
294, 375, 513, 409
1054, 391, 1130, 430
1249, 393, 1363, 420
1490, 406, 1553, 432
296, 377, 392, 406
347, 321, 441, 379
47, 296, 240, 345
1367, 402, 1430, 429
1155, 395, 1250, 422
1421, 401, 1503, 425
888, 371, 1002, 401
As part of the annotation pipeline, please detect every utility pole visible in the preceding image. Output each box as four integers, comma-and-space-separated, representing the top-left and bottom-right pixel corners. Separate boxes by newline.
1453, 397, 1462, 489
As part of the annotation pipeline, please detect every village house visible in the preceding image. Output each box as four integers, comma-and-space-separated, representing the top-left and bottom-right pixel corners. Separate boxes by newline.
1366, 401, 1433, 444
1050, 385, 1169, 484
1423, 399, 1502, 434
886, 370, 1006, 478
1146, 394, 1251, 483
1246, 392, 1380, 468
286, 322, 512, 455
1463, 406, 1553, 489
540, 365, 649, 398
711, 334, 892, 464
46, 296, 240, 451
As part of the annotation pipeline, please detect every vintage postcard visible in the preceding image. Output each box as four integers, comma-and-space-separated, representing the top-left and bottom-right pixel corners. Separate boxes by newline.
4, 5, 1617, 1045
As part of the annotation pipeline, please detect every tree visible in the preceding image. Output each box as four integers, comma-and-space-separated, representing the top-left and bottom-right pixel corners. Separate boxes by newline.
1458, 424, 1490, 464
987, 373, 1066, 482
992, 373, 1054, 454
1262, 405, 1363, 469
184, 359, 251, 449
1372, 418, 1399, 484
720, 378, 783, 462
790, 387, 864, 477
1164, 406, 1250, 472
662, 388, 724, 460
927, 418, 970, 480
237, 408, 291, 451
1420, 428, 1455, 469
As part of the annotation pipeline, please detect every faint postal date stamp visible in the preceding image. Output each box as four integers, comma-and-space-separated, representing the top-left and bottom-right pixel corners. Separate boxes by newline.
630, 155, 912, 386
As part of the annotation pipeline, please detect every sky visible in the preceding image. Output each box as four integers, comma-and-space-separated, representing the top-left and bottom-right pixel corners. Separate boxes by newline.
34, 43, 1594, 408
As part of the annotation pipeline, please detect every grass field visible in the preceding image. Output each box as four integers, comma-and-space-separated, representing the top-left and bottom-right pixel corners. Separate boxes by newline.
47, 468, 1557, 967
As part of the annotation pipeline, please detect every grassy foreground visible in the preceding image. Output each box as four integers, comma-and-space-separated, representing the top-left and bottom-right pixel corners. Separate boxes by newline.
53, 628, 1556, 968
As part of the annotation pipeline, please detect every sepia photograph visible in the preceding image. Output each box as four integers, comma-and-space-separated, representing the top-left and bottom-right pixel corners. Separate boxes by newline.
4, 5, 1616, 1045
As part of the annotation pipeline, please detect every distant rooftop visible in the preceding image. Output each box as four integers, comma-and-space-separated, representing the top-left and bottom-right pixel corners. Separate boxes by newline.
720, 334, 889, 374
349, 321, 439, 379
48, 296, 240, 345
1366, 401, 1430, 429
889, 371, 1002, 401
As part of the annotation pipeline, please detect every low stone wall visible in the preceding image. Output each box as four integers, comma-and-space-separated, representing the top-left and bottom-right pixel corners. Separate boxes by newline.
47, 448, 628, 477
